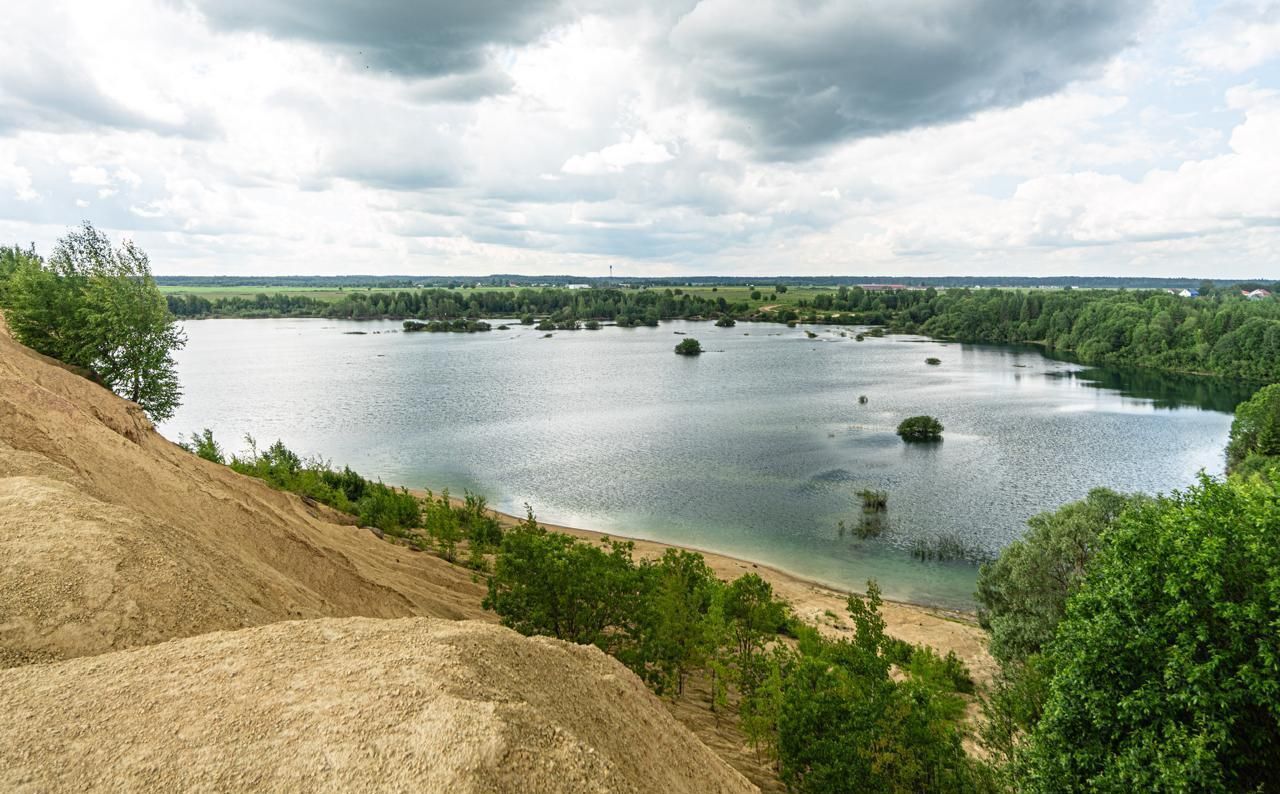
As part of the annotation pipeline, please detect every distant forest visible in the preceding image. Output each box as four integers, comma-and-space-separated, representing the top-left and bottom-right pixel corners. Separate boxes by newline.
157, 274, 1278, 290
166, 284, 1280, 382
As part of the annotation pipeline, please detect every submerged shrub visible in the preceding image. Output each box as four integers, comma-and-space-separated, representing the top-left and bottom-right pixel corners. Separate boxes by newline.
897, 415, 944, 442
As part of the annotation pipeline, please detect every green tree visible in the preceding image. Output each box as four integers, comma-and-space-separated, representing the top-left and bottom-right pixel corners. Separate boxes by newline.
3, 223, 185, 421
642, 549, 718, 695
484, 519, 644, 654
674, 337, 703, 355
896, 415, 944, 442
1024, 475, 1280, 791
1225, 383, 1280, 472
976, 488, 1139, 664
778, 582, 985, 793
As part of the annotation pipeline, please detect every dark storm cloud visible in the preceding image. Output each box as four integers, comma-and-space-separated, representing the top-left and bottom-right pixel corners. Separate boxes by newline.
190, 0, 565, 91
669, 0, 1151, 158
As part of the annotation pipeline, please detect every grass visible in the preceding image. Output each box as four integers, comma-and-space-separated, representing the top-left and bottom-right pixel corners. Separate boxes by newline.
158, 285, 356, 302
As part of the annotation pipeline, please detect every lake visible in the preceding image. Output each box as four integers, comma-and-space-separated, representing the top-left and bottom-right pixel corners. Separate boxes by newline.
160, 318, 1252, 609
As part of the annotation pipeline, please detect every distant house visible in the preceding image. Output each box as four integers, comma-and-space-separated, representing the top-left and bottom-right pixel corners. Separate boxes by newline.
566, 283, 591, 290
1244, 289, 1273, 300
1178, 289, 1198, 298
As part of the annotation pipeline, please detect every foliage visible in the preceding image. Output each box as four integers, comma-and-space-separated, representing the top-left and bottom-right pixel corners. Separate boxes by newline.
897, 415, 944, 442
1226, 383, 1280, 472
674, 337, 703, 355
403, 318, 491, 333
167, 284, 750, 325
483, 518, 646, 653
2, 223, 186, 421
975, 488, 1139, 665
715, 315, 736, 327
208, 433, 422, 534
1023, 475, 1280, 791
926, 357, 942, 365
858, 488, 888, 511
777, 583, 989, 793
180, 428, 224, 464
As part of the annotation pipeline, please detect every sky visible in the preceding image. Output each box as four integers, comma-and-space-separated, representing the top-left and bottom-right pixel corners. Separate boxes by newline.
1, 0, 1278, 278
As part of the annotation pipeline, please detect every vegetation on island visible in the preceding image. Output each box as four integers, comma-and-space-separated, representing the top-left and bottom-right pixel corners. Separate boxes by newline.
897, 415, 944, 442
675, 338, 703, 356
926, 357, 942, 365
403, 319, 491, 333
0, 224, 185, 421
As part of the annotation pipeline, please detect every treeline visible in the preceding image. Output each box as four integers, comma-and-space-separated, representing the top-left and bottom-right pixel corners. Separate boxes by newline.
167, 286, 747, 324
789, 286, 1280, 381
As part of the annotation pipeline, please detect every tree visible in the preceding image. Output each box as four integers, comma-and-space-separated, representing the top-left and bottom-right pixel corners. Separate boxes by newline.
1225, 383, 1280, 472
642, 549, 718, 695
777, 582, 985, 793
715, 316, 736, 327
3, 223, 185, 421
976, 488, 1139, 665
1024, 475, 1280, 791
896, 415, 944, 442
0, 244, 39, 305
674, 337, 703, 355
484, 520, 645, 654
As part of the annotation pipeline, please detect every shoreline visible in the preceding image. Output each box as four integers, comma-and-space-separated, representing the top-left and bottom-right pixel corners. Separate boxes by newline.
416, 489, 998, 686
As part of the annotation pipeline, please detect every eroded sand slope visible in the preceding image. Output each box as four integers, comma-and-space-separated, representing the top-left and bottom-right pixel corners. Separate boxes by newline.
0, 617, 754, 793
0, 322, 490, 668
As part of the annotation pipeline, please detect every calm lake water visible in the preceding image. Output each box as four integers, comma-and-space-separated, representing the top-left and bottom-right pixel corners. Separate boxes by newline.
160, 318, 1252, 609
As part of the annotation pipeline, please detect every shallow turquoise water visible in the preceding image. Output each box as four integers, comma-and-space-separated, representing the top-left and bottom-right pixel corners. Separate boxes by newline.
160, 318, 1251, 609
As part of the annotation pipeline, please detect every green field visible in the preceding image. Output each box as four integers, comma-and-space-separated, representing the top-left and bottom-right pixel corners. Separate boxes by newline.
158, 285, 364, 302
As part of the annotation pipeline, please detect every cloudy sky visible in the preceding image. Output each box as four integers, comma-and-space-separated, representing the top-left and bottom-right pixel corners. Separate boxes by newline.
2, 0, 1278, 277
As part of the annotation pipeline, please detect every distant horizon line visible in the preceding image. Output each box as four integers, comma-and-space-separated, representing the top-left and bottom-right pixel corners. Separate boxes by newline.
153, 273, 1274, 283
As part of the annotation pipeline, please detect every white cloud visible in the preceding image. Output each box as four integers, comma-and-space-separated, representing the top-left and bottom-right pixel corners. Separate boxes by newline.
562, 132, 674, 175
1186, 1, 1280, 72
0, 0, 1274, 277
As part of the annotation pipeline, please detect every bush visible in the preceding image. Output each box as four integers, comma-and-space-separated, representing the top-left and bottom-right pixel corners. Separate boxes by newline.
675, 338, 703, 355
925, 357, 942, 365
181, 428, 224, 464
897, 415, 944, 442
715, 316, 736, 327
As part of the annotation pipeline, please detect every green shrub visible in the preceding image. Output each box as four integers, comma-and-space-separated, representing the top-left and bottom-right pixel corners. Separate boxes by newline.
897, 415, 944, 442
675, 338, 703, 355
